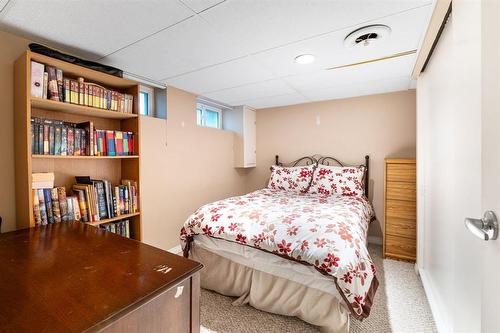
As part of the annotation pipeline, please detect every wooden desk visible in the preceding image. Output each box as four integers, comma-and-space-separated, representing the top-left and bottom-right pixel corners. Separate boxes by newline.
0, 222, 202, 332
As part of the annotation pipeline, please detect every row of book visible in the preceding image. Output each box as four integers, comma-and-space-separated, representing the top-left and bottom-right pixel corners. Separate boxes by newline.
32, 174, 139, 225
30, 61, 134, 113
100, 220, 131, 238
31, 117, 135, 156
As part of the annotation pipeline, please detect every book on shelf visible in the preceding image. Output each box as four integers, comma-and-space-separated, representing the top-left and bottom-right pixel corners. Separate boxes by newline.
31, 175, 138, 226
99, 220, 130, 238
32, 172, 55, 189
29, 61, 134, 114
31, 116, 135, 157
30, 61, 44, 98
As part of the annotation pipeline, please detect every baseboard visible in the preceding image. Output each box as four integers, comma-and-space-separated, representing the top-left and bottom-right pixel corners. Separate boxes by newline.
167, 245, 182, 255
418, 268, 451, 333
367, 236, 383, 245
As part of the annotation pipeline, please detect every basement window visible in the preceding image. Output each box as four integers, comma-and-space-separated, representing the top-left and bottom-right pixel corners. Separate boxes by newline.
139, 85, 154, 116
196, 102, 221, 129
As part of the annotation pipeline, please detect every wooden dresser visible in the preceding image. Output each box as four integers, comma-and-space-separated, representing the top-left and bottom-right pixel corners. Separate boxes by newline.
383, 158, 417, 262
0, 222, 203, 333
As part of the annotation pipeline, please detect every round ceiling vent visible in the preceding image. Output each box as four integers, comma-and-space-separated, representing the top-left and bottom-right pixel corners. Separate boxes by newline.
344, 24, 391, 48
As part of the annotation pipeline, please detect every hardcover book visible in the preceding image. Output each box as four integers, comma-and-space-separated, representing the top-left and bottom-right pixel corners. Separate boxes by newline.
38, 189, 48, 225
46, 66, 59, 101
54, 126, 61, 155
43, 188, 54, 224
50, 188, 61, 223
32, 190, 41, 226
57, 187, 68, 222
64, 79, 71, 103
30, 61, 45, 98
56, 68, 64, 102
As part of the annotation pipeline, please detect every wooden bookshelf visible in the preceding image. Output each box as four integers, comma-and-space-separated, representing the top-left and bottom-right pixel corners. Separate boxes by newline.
32, 155, 139, 160
14, 50, 142, 241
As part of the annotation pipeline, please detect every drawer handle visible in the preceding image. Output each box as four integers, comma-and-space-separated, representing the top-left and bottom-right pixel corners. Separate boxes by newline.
175, 286, 184, 298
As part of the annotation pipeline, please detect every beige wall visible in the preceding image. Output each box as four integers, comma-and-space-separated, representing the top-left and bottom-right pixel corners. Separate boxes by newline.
0, 31, 30, 233
141, 87, 250, 251
246, 90, 417, 239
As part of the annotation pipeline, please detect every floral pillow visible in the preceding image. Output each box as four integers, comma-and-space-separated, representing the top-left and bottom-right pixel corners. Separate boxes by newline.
267, 165, 316, 193
309, 165, 365, 197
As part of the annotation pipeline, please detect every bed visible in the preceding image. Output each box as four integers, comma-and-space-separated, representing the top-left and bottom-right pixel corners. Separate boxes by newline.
181, 155, 378, 333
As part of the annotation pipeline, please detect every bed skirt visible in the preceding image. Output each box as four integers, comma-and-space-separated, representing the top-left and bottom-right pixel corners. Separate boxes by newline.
190, 243, 350, 333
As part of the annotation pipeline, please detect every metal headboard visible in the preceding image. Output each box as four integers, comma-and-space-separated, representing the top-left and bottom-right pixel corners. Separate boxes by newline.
273, 154, 370, 197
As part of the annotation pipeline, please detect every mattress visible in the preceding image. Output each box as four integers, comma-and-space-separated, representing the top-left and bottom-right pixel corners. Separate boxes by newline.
193, 234, 342, 300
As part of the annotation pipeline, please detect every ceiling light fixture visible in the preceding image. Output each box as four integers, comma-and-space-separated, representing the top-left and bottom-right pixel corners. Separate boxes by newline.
294, 54, 315, 64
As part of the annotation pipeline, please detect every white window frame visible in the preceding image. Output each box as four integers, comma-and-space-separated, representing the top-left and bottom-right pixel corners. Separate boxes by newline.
139, 85, 154, 116
196, 102, 222, 129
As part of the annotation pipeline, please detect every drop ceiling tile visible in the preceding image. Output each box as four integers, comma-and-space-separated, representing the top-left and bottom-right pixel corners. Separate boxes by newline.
253, 5, 432, 78
283, 53, 416, 92
204, 79, 295, 105
0, 0, 193, 59
165, 56, 276, 95
199, 0, 433, 56
180, 0, 225, 13
102, 16, 246, 80
238, 92, 310, 109
301, 76, 410, 102
0, 0, 9, 12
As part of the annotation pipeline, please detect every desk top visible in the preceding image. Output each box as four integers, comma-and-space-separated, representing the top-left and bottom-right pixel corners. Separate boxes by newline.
0, 222, 202, 332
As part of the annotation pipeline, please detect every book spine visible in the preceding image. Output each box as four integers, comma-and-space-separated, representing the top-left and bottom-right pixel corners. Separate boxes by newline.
74, 128, 81, 156
106, 130, 116, 156
56, 68, 64, 102
43, 123, 49, 155
57, 187, 68, 222
84, 83, 89, 106
42, 72, 48, 99
122, 132, 129, 156
30, 61, 45, 98
54, 125, 61, 155
66, 196, 74, 222
76, 190, 88, 222
32, 189, 41, 226
70, 80, 78, 104
96, 182, 108, 219
50, 188, 61, 223
114, 186, 120, 216
49, 125, 55, 155
31, 118, 36, 154
37, 189, 48, 225
64, 79, 71, 103
61, 126, 67, 156
46, 66, 59, 101
38, 122, 44, 154
78, 78, 84, 105
72, 196, 81, 221
43, 189, 54, 224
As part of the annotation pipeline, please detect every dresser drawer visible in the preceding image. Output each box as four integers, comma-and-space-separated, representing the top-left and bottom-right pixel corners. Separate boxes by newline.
386, 217, 416, 239
386, 199, 416, 220
385, 234, 416, 261
386, 163, 416, 183
386, 182, 416, 201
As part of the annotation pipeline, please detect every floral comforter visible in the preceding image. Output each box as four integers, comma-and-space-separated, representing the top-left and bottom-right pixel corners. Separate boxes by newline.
180, 188, 378, 319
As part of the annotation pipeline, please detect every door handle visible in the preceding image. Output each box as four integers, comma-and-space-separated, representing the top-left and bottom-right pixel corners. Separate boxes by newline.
465, 211, 498, 241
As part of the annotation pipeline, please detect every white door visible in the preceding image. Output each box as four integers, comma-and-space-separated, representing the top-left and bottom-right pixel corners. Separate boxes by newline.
479, 1, 500, 332
453, 1, 500, 332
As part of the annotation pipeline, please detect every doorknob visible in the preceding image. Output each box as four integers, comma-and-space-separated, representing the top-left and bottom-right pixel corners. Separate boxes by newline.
465, 211, 498, 241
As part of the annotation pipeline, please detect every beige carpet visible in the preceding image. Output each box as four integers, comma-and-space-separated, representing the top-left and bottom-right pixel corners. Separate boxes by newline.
200, 245, 437, 333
